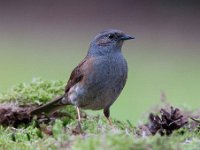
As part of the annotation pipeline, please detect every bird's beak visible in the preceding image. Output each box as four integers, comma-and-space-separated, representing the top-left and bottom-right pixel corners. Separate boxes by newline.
120, 34, 135, 40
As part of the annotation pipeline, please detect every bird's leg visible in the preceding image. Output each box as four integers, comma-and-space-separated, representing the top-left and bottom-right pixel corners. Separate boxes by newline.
76, 106, 81, 122
76, 106, 82, 131
103, 108, 112, 125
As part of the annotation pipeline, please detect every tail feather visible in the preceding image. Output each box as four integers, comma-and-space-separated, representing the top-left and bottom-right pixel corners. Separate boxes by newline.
30, 95, 70, 116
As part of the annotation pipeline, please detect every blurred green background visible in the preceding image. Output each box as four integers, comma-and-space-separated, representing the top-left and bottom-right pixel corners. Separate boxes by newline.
0, 0, 200, 123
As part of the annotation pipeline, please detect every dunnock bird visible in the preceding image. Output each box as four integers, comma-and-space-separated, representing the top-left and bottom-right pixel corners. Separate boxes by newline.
30, 29, 134, 125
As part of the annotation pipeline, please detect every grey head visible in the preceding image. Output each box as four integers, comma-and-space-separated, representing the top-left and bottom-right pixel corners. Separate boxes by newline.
87, 29, 134, 56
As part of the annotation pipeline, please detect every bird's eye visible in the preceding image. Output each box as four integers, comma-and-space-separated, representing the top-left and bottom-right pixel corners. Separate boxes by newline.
108, 34, 114, 39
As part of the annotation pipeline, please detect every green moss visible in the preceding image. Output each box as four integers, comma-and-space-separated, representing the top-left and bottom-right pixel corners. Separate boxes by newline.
0, 79, 199, 150
0, 78, 65, 104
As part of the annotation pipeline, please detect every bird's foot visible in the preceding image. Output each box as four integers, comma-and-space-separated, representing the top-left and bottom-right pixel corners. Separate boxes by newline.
72, 121, 83, 135
107, 117, 113, 126
109, 119, 113, 126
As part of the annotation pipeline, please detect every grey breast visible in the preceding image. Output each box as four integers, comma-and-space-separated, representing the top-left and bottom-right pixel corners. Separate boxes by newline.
80, 52, 128, 110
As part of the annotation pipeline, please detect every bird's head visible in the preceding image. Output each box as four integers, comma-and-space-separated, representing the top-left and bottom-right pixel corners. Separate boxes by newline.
88, 29, 134, 56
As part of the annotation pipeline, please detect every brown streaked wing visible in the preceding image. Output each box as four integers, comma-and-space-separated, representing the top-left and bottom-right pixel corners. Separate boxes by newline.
64, 59, 86, 93
65, 56, 95, 93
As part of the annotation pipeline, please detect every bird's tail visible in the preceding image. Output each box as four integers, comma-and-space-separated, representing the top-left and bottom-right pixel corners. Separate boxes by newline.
30, 95, 70, 116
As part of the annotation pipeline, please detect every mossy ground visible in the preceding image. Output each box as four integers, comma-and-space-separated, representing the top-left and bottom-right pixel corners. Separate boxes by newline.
0, 78, 199, 150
